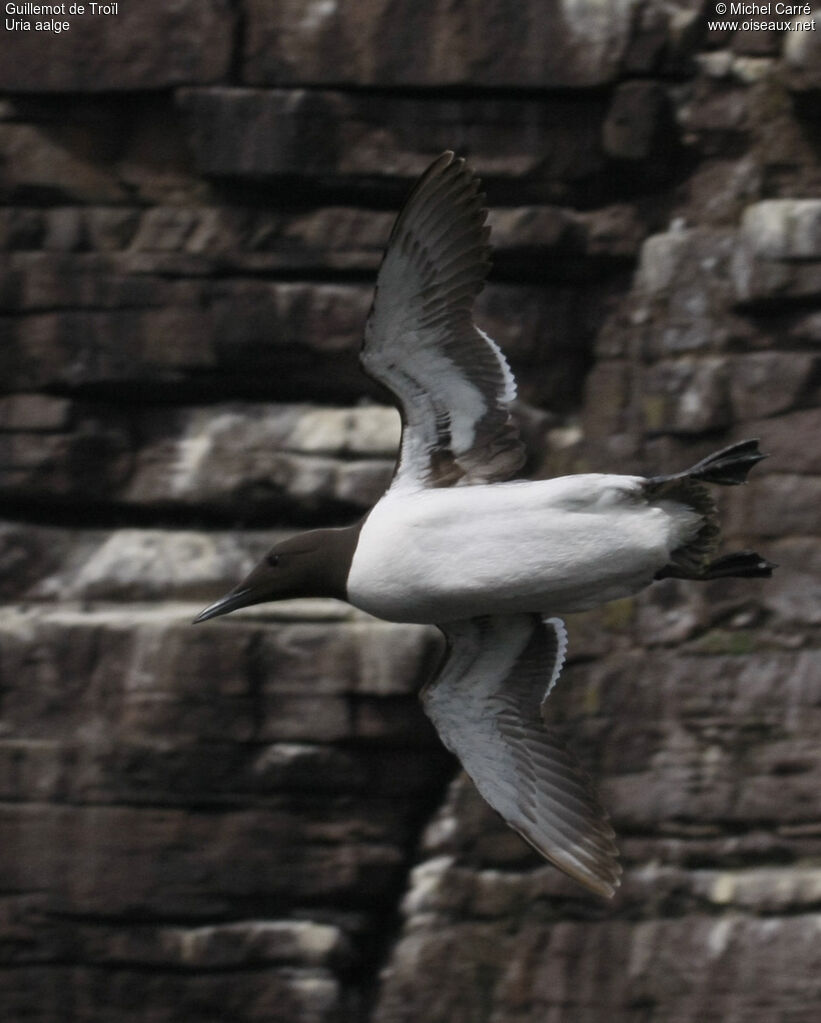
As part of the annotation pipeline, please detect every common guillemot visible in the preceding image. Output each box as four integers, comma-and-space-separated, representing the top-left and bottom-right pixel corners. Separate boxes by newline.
194, 152, 773, 898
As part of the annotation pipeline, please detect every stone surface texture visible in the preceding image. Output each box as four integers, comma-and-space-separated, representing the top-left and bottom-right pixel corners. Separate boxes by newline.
1, 4, 819, 1022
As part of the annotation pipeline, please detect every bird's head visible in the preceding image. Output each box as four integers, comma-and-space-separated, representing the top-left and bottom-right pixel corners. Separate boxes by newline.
193, 525, 360, 623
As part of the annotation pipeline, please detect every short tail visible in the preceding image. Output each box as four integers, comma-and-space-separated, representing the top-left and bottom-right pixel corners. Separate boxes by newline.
649, 439, 767, 489
656, 550, 776, 581
647, 440, 772, 582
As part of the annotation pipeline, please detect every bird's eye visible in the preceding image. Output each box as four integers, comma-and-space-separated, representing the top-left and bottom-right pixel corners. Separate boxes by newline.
266, 552, 280, 567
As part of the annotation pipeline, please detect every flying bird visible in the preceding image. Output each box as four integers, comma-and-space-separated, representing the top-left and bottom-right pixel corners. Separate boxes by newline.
194, 152, 772, 898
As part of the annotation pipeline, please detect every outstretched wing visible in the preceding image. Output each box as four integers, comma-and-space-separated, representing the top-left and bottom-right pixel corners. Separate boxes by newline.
421, 614, 621, 898
362, 151, 525, 490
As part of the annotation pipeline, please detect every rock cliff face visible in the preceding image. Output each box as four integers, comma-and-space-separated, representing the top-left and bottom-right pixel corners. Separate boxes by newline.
1, 3, 820, 1021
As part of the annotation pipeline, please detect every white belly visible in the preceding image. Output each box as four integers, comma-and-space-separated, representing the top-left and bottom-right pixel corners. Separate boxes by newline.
345, 476, 701, 624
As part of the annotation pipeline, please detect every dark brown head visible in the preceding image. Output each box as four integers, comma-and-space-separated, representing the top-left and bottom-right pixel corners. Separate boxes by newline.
193, 524, 362, 623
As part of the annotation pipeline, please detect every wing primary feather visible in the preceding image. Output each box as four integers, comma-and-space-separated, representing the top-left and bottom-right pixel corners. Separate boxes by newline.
419, 223, 490, 272
389, 154, 476, 248
411, 190, 487, 253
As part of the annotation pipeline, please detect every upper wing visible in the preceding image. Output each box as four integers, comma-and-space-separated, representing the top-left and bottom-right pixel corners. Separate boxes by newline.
421, 614, 622, 898
362, 151, 525, 490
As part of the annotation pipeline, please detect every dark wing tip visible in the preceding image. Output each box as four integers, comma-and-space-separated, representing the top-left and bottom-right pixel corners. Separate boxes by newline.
515, 802, 623, 900
548, 824, 623, 899
388, 150, 484, 245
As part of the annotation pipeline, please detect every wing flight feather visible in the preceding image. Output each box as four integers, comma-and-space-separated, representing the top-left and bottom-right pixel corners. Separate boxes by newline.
362, 152, 525, 490
422, 614, 622, 898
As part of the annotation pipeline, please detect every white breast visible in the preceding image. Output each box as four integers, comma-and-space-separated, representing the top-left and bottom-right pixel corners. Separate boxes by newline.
346, 476, 702, 624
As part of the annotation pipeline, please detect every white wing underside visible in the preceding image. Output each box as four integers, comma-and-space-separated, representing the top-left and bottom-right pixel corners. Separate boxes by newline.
422, 614, 622, 898
361, 152, 525, 490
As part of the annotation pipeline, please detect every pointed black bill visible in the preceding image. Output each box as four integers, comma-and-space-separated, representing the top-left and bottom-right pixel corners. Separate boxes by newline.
192, 587, 255, 624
